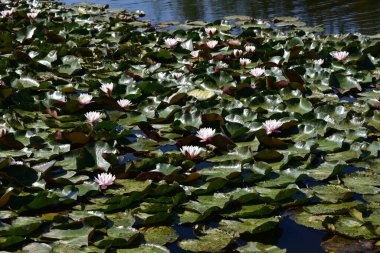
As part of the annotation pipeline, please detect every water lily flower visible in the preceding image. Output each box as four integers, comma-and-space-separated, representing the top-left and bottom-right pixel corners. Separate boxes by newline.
239, 58, 251, 67
196, 127, 216, 142
164, 38, 178, 48
172, 72, 183, 79
263, 119, 283, 134
205, 27, 217, 36
245, 45, 256, 53
190, 50, 200, 58
94, 172, 116, 189
228, 39, 241, 46
0, 128, 6, 137
330, 51, 349, 61
1, 9, 14, 18
117, 98, 133, 108
27, 10, 39, 20
180, 145, 202, 159
233, 49, 243, 58
100, 83, 113, 95
313, 59, 324, 65
206, 40, 218, 49
250, 67, 265, 78
85, 111, 102, 123
78, 93, 93, 104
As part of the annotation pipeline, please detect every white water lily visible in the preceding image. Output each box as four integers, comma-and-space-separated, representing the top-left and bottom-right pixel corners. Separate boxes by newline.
196, 127, 216, 142
250, 67, 265, 78
94, 172, 116, 189
0, 128, 6, 137
239, 58, 251, 67
233, 49, 243, 58
263, 119, 283, 134
164, 38, 178, 48
245, 45, 256, 53
330, 51, 349, 61
172, 72, 183, 79
1, 9, 14, 18
205, 27, 217, 36
313, 59, 324, 65
206, 40, 218, 49
78, 94, 93, 104
85, 111, 102, 123
180, 145, 202, 159
27, 10, 39, 20
100, 83, 113, 95
117, 98, 133, 108
190, 50, 200, 58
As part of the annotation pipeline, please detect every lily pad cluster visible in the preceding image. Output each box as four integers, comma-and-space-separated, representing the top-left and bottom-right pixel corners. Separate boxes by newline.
0, 0, 379, 252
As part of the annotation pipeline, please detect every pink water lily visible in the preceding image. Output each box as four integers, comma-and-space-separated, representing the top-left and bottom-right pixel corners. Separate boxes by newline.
1, 9, 14, 18
27, 10, 39, 20
164, 38, 178, 48
263, 119, 283, 134
245, 45, 256, 53
95, 172, 116, 189
313, 59, 324, 65
233, 49, 243, 58
206, 40, 218, 49
85, 111, 102, 123
117, 98, 133, 108
205, 27, 217, 36
190, 50, 200, 58
196, 127, 216, 142
250, 67, 265, 78
172, 72, 183, 79
78, 94, 93, 104
180, 145, 202, 159
239, 58, 251, 67
100, 83, 113, 95
330, 51, 349, 61
228, 39, 241, 46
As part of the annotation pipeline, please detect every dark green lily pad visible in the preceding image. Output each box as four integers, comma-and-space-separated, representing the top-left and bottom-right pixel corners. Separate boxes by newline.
179, 229, 235, 252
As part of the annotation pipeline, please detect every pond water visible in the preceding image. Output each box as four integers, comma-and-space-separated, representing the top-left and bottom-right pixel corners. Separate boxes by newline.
63, 0, 380, 35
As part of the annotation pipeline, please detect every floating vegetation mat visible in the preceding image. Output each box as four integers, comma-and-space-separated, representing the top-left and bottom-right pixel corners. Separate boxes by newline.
0, 0, 379, 252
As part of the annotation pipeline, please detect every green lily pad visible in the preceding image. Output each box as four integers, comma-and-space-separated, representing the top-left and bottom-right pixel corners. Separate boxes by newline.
179, 229, 235, 252
237, 242, 286, 253
118, 244, 170, 253
220, 217, 280, 234
321, 235, 380, 253
142, 226, 179, 245
188, 89, 216, 101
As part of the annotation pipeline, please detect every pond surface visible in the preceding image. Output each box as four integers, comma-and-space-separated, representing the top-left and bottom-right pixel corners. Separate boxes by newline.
63, 0, 380, 35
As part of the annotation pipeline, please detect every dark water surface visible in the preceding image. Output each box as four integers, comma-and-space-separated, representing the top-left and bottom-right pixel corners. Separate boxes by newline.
63, 0, 380, 35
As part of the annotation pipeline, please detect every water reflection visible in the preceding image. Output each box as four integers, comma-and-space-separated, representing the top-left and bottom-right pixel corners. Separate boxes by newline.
63, 0, 380, 34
